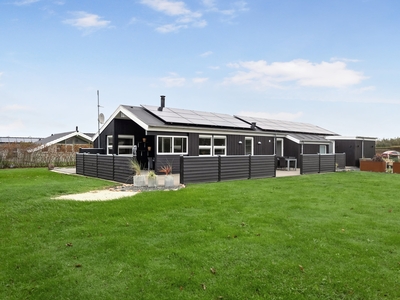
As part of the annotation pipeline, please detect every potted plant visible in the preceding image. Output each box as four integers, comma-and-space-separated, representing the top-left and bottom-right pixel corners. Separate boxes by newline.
147, 170, 158, 188
360, 154, 387, 173
131, 159, 145, 187
159, 163, 174, 188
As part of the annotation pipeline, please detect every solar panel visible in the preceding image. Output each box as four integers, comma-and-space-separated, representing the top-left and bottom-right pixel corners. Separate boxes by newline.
235, 115, 336, 135
142, 105, 251, 129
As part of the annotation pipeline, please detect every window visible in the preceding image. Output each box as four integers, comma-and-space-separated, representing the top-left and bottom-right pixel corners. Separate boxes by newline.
107, 136, 113, 155
118, 135, 134, 156
276, 138, 283, 156
245, 137, 253, 155
319, 145, 328, 154
199, 135, 226, 156
158, 136, 188, 154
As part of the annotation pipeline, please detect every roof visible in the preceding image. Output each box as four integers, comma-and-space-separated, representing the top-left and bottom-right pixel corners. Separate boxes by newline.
235, 115, 336, 135
142, 105, 253, 129
95, 102, 337, 139
28, 131, 93, 152
286, 133, 332, 144
0, 136, 43, 143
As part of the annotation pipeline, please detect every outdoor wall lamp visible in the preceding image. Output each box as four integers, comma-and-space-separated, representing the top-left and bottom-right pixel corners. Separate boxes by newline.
238, 141, 243, 144
258, 141, 262, 145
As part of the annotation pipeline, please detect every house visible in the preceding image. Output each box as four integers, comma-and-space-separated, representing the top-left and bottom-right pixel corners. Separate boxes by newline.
28, 127, 93, 153
92, 96, 364, 173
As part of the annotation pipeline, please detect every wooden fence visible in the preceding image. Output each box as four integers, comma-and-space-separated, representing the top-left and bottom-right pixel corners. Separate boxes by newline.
300, 153, 346, 175
180, 155, 276, 184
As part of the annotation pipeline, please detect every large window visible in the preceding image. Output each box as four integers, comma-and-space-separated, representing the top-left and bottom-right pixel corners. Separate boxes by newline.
158, 136, 188, 154
118, 135, 134, 156
199, 135, 226, 156
319, 145, 328, 154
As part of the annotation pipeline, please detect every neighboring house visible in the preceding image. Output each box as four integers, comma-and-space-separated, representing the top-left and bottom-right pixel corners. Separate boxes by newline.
91, 96, 373, 171
0, 136, 43, 160
28, 128, 94, 153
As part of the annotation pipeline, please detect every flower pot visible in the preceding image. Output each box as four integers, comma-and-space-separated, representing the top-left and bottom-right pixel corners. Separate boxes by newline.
393, 162, 400, 174
360, 160, 386, 173
148, 176, 158, 188
164, 175, 174, 188
134, 175, 146, 187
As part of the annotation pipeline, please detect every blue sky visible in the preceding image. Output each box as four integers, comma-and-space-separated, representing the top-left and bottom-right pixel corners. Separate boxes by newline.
1, 0, 399, 139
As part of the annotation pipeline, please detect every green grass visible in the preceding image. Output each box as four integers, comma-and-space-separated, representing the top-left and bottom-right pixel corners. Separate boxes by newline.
1, 168, 400, 299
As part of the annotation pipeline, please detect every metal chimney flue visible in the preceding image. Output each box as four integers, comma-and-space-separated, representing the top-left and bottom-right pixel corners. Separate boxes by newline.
251, 122, 257, 130
76, 126, 79, 132
158, 95, 165, 111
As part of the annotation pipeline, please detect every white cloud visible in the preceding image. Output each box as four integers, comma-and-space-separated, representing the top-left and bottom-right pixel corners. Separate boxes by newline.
13, 0, 39, 6
330, 57, 361, 63
200, 51, 213, 57
192, 77, 209, 84
224, 59, 367, 88
140, 0, 206, 32
140, 0, 191, 16
63, 11, 111, 31
0, 120, 25, 133
160, 73, 186, 87
209, 66, 220, 70
237, 111, 303, 121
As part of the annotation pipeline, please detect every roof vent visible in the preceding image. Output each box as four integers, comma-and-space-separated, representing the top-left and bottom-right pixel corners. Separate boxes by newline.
251, 122, 257, 130
76, 126, 79, 132
158, 95, 165, 111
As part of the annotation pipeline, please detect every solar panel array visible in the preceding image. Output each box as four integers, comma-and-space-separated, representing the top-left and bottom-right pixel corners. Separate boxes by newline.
142, 105, 250, 129
235, 115, 336, 135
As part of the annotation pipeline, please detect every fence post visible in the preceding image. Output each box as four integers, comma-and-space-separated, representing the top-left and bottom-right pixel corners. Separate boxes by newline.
180, 155, 184, 184
318, 154, 321, 173
248, 154, 252, 179
218, 156, 221, 182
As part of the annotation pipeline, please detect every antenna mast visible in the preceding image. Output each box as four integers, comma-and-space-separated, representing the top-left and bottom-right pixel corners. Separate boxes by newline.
97, 90, 100, 148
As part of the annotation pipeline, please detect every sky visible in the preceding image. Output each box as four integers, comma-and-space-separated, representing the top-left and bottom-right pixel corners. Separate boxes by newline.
1, 0, 400, 139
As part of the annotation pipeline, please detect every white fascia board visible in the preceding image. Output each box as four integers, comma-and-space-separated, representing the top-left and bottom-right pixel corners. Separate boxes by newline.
325, 136, 377, 141
92, 105, 150, 141
286, 135, 332, 145
147, 125, 283, 137
286, 135, 300, 144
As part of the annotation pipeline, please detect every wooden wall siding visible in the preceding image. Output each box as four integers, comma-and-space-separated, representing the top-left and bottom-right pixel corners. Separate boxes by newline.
320, 155, 336, 173
155, 154, 182, 175
335, 140, 356, 166
180, 156, 219, 184
303, 144, 319, 154
251, 155, 276, 178
188, 133, 199, 156
227, 135, 245, 156
335, 153, 346, 169
301, 154, 320, 174
76, 154, 133, 183
364, 141, 375, 158
254, 136, 274, 155
220, 156, 249, 181
284, 139, 300, 159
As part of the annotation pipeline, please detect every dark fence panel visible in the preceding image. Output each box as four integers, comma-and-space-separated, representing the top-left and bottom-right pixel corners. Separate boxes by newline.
97, 155, 114, 181
251, 155, 276, 178
335, 153, 346, 169
114, 156, 133, 184
156, 155, 181, 175
301, 154, 320, 174
83, 155, 98, 177
180, 156, 219, 184
220, 156, 250, 181
76, 154, 84, 175
320, 155, 335, 173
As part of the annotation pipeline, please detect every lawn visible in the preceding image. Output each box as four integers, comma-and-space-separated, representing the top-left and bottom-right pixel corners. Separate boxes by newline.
1, 168, 399, 299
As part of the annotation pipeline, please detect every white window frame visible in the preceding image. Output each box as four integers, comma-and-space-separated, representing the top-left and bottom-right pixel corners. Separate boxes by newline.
157, 136, 188, 155
245, 137, 254, 156
107, 135, 113, 155
199, 135, 212, 156
199, 135, 226, 156
213, 135, 226, 156
276, 138, 284, 156
118, 135, 135, 156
